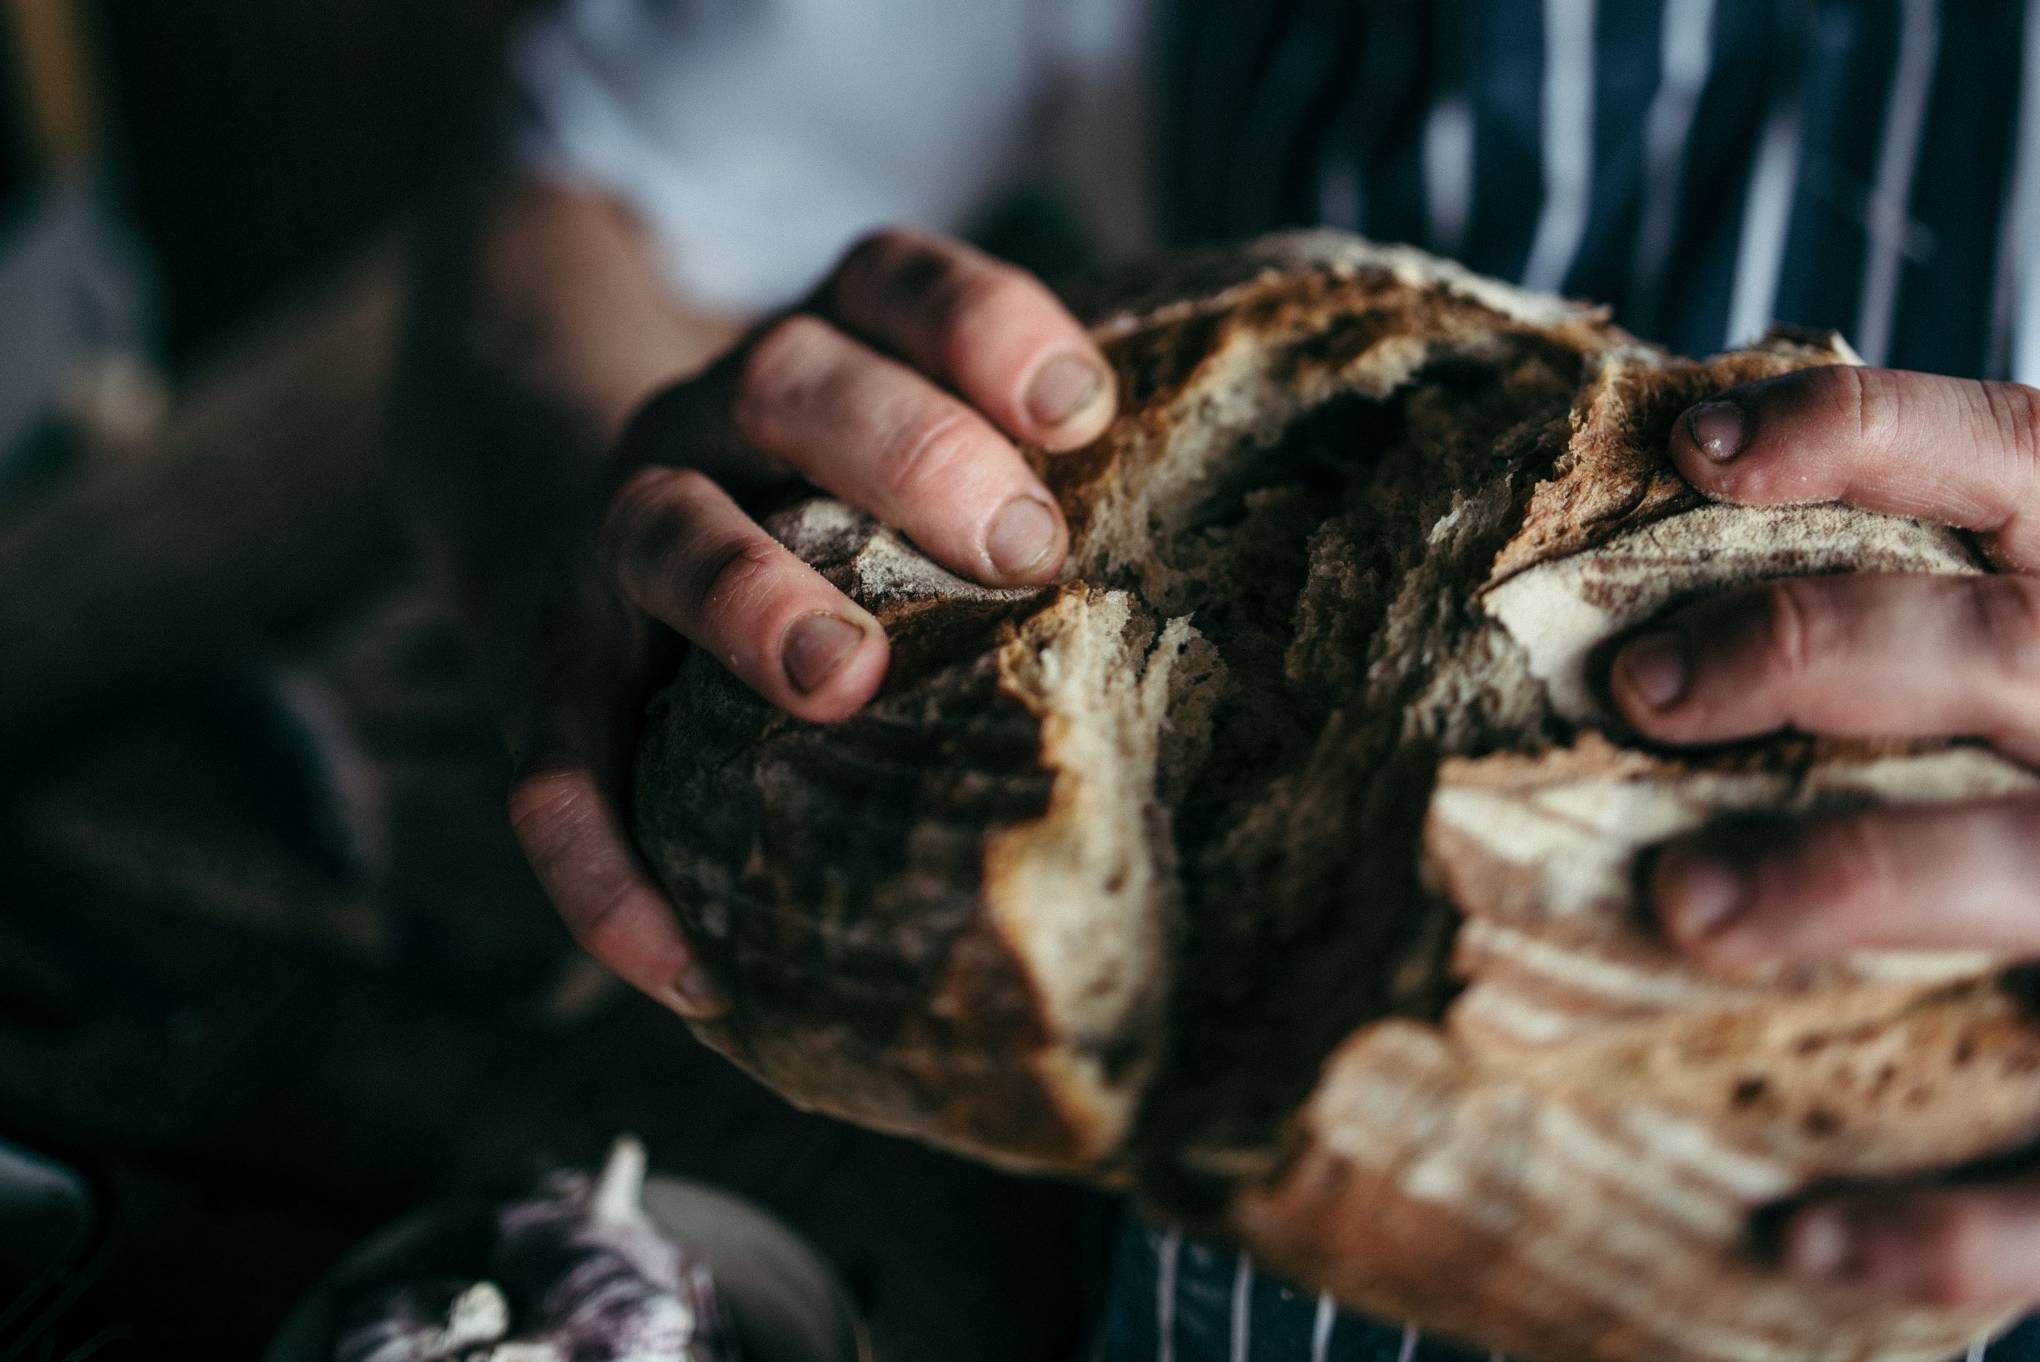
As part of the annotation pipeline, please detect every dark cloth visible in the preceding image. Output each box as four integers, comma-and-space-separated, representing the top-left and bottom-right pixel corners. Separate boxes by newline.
1158, 0, 2028, 379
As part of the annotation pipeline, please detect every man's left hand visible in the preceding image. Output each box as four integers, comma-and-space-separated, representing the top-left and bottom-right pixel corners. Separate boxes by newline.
1609, 363, 2040, 1311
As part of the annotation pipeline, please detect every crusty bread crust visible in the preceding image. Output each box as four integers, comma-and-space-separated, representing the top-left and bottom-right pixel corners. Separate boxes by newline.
635, 233, 2040, 1362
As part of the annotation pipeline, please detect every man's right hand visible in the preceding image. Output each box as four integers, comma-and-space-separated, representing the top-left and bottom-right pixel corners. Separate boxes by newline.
466, 222, 1116, 1016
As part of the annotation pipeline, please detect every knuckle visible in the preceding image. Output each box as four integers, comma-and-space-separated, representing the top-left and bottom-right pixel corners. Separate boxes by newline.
563, 881, 640, 965
1977, 381, 2040, 472
735, 313, 833, 442
1756, 577, 1832, 682
1969, 575, 2040, 688
599, 467, 709, 587
599, 465, 668, 559
835, 230, 1040, 367
842, 228, 964, 314
1799, 812, 1904, 921
1817, 364, 1906, 453
684, 534, 780, 624
605, 462, 676, 523
931, 271, 1038, 375
875, 407, 982, 504
596, 466, 783, 635
834, 227, 927, 292
506, 773, 640, 964
507, 769, 587, 864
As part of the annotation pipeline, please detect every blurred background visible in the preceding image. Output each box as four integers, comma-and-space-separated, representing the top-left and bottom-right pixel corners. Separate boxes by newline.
0, 2, 1091, 1355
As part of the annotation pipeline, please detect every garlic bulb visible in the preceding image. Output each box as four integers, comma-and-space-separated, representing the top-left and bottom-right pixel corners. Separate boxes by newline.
495, 1138, 732, 1362
334, 1139, 734, 1362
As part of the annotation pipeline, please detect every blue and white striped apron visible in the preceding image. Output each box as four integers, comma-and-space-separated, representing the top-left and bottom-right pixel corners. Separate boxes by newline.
1157, 0, 2040, 379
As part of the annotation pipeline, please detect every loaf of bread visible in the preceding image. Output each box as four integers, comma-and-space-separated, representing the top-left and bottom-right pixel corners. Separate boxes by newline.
634, 233, 2040, 1362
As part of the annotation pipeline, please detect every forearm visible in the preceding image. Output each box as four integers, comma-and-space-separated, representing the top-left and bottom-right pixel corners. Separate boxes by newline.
394, 164, 744, 716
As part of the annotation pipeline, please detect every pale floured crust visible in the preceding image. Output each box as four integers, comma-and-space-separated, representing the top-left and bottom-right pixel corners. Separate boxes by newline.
1482, 500, 1977, 724
1071, 230, 1609, 341
1316, 735, 2040, 1362
1223, 324, 2040, 1362
1236, 989, 2040, 1362
634, 232, 2040, 1362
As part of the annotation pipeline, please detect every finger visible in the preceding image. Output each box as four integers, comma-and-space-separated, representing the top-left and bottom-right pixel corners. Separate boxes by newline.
1784, 1179, 2040, 1311
1669, 365, 2040, 570
1611, 572, 2040, 762
1649, 796, 2040, 964
729, 312, 1069, 584
509, 704, 724, 1017
822, 228, 1116, 450
601, 464, 890, 720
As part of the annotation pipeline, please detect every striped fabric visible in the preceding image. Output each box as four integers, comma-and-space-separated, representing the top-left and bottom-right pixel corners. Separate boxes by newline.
1095, 1214, 2040, 1362
1095, 1219, 1487, 1362
1117, 2, 2040, 1357
1156, 0, 2040, 383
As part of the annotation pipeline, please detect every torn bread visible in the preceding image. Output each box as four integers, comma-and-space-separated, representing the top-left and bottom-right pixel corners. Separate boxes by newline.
633, 232, 2040, 1362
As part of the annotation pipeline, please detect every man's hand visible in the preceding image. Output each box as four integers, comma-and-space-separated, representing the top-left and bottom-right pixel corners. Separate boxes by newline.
414, 202, 1118, 1020
598, 228, 1115, 721
1607, 364, 2040, 1309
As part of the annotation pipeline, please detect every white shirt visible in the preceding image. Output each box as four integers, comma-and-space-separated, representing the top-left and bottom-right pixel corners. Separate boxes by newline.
506, 1, 2040, 389
504, 0, 1153, 312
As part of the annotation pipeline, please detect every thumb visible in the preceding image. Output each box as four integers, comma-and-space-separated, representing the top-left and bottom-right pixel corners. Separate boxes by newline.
509, 694, 725, 1018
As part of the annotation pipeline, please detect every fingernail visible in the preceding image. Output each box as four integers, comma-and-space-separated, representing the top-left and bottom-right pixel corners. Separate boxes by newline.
987, 497, 1062, 579
1788, 1207, 1855, 1280
1025, 352, 1105, 428
670, 964, 724, 1019
1685, 399, 1748, 462
1617, 630, 1690, 710
1656, 845, 1747, 943
783, 612, 866, 694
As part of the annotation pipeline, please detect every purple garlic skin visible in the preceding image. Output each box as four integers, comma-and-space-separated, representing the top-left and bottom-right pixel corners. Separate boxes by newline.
334, 1140, 736, 1362
335, 1280, 509, 1362
492, 1138, 736, 1362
